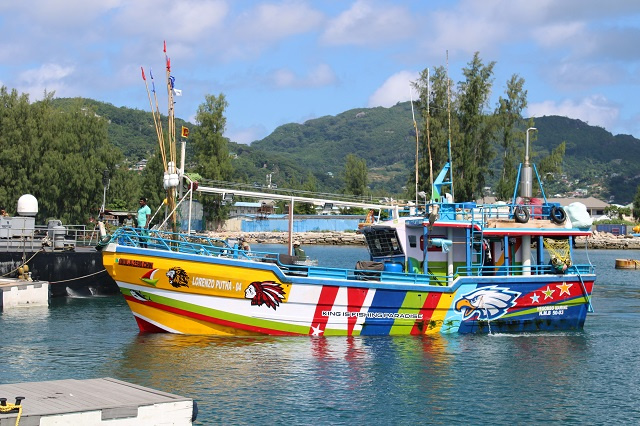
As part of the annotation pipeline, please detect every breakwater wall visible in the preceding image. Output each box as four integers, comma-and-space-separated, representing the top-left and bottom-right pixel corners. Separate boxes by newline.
575, 231, 640, 250
209, 231, 366, 245
212, 230, 640, 250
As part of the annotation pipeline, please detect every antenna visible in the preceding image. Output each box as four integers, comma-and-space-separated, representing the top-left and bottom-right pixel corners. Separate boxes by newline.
426, 68, 434, 203
446, 50, 454, 201
410, 84, 419, 206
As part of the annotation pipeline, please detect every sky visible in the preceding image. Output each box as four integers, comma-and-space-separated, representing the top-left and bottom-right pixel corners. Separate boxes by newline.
1, 0, 640, 145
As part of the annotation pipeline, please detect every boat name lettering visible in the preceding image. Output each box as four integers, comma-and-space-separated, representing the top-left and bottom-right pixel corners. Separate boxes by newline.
537, 305, 567, 316
118, 258, 154, 268
322, 311, 423, 319
191, 277, 234, 291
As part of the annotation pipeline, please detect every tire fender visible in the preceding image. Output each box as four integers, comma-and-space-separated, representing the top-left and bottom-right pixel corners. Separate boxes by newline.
514, 206, 530, 223
550, 206, 566, 225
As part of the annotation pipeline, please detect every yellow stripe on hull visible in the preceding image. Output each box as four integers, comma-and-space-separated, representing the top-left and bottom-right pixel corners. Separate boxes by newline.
128, 300, 257, 336
423, 292, 456, 335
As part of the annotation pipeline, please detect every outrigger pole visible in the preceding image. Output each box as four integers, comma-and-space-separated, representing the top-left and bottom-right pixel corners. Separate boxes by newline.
141, 41, 179, 233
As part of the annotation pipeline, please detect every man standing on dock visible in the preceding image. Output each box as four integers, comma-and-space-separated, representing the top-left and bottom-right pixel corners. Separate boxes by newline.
138, 197, 151, 247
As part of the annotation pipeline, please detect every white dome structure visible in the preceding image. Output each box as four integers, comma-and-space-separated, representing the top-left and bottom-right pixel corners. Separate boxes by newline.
17, 194, 38, 217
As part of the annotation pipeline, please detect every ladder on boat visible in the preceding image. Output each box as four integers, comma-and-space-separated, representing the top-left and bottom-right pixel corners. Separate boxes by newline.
470, 210, 485, 275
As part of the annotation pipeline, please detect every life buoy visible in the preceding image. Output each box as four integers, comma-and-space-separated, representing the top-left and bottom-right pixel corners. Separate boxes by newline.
514, 206, 529, 223
549, 206, 566, 225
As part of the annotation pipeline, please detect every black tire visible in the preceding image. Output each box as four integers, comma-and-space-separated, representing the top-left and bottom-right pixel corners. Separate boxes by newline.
550, 206, 566, 225
95, 234, 111, 252
514, 206, 530, 223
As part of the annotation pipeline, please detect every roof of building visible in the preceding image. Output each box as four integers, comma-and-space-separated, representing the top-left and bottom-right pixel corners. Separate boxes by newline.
232, 202, 263, 208
546, 197, 609, 208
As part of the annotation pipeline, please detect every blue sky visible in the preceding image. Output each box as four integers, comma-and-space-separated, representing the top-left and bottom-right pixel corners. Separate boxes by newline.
1, 0, 639, 144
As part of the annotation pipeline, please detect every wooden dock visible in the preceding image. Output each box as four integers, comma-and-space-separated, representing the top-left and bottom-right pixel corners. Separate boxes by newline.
0, 377, 196, 425
0, 279, 49, 309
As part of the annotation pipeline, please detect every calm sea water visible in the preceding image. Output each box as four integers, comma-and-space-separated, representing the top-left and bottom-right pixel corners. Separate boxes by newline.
2, 246, 640, 424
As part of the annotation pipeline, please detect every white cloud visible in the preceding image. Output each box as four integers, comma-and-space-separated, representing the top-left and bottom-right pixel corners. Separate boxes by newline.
322, 0, 415, 46
268, 64, 337, 88
527, 95, 619, 129
531, 22, 585, 48
8, 0, 122, 27
225, 124, 267, 145
234, 1, 324, 42
368, 71, 420, 108
548, 61, 622, 91
114, 0, 229, 42
18, 63, 75, 99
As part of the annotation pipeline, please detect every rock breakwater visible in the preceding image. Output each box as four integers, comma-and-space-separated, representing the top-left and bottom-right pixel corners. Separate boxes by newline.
575, 231, 640, 250
208, 231, 366, 245
208, 230, 640, 249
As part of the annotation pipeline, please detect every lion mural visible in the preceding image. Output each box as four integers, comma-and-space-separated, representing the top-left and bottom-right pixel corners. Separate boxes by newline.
166, 266, 189, 288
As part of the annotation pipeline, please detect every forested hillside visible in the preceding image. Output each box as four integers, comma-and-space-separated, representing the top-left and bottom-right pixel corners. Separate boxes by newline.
45, 98, 640, 205
248, 104, 640, 204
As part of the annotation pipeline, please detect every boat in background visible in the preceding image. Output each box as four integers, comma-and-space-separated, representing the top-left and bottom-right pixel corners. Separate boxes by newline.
0, 194, 118, 297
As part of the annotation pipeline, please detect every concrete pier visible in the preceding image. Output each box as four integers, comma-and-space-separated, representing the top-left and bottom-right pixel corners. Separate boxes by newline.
0, 378, 196, 425
0, 278, 49, 309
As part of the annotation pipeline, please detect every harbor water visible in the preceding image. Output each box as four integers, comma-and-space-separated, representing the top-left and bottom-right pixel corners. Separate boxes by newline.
2, 246, 639, 424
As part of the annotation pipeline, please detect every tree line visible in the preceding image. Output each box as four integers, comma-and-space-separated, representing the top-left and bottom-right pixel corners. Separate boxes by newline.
2, 51, 639, 227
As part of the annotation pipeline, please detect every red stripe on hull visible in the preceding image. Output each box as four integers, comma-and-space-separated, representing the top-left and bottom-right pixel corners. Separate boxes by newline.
134, 315, 168, 333
309, 286, 340, 335
347, 287, 369, 335
410, 292, 443, 335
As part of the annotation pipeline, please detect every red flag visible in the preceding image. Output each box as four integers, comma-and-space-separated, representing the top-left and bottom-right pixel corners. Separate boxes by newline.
141, 67, 146, 81
181, 126, 189, 138
163, 40, 166, 53
166, 57, 171, 72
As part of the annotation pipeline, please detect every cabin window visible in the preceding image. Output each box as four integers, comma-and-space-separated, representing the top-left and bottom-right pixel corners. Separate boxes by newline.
408, 235, 417, 248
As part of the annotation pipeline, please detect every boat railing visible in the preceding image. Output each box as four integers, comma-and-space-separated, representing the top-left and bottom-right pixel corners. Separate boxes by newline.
107, 228, 595, 288
434, 201, 565, 224
112, 227, 238, 256
456, 262, 595, 277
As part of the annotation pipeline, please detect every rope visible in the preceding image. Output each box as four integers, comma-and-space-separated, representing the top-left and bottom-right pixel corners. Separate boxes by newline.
0, 250, 42, 277
48, 269, 107, 285
0, 403, 23, 426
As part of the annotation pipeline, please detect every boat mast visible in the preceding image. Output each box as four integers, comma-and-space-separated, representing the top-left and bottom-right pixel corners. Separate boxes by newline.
164, 42, 178, 233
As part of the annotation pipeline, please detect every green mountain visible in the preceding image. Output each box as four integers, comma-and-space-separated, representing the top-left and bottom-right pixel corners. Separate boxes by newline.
249, 104, 640, 203
50, 98, 640, 204
50, 98, 193, 161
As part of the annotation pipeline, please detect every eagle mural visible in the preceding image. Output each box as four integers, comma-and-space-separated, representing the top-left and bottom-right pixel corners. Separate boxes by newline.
454, 286, 520, 321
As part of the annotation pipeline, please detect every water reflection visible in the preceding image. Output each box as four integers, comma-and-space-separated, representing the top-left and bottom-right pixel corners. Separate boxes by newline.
2, 249, 640, 424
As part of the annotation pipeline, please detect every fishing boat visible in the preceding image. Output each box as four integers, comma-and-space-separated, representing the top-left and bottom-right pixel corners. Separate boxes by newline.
101, 160, 595, 335
101, 45, 595, 335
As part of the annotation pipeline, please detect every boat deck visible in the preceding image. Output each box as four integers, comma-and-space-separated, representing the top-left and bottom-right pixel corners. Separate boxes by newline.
0, 377, 195, 425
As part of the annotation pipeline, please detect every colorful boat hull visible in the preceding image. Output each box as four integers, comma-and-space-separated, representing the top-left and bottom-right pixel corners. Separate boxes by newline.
103, 245, 594, 336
